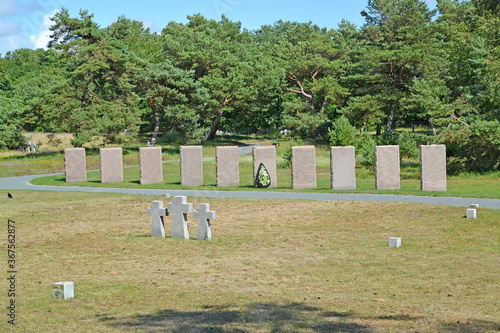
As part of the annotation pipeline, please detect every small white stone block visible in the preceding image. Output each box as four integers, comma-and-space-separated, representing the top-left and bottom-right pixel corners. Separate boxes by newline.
388, 237, 401, 248
53, 281, 74, 300
470, 204, 479, 208
466, 208, 477, 219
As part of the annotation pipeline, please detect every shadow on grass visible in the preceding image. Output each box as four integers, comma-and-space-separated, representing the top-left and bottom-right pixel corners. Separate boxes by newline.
98, 302, 371, 332
440, 319, 500, 332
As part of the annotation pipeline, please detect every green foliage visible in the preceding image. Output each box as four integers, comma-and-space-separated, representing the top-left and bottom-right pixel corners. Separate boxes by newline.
328, 116, 357, 147
397, 131, 419, 159
0, 2, 498, 174
355, 133, 376, 165
0, 95, 28, 150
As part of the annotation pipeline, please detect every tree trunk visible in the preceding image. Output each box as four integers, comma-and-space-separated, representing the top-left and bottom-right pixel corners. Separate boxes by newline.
319, 94, 329, 114
386, 100, 396, 133
198, 110, 224, 145
376, 123, 382, 135
309, 93, 315, 113
429, 119, 437, 136
149, 107, 161, 147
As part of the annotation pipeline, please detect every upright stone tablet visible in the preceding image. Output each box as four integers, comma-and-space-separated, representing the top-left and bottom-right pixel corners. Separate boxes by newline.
216, 146, 239, 187
252, 146, 277, 188
330, 146, 356, 190
139, 147, 163, 185
375, 145, 400, 190
64, 148, 87, 182
291, 146, 316, 189
100, 147, 123, 183
420, 144, 447, 191
180, 146, 203, 186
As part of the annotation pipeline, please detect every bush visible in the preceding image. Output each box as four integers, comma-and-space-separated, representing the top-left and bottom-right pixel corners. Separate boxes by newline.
328, 116, 357, 147
355, 133, 376, 165
397, 131, 419, 159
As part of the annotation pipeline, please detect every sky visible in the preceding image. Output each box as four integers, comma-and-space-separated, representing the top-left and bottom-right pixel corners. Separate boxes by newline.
0, 0, 438, 56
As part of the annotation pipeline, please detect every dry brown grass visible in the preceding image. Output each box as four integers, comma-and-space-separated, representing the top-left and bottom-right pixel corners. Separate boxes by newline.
1, 191, 499, 332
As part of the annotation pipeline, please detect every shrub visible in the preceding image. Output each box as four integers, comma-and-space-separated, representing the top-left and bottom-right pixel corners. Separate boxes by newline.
328, 116, 357, 147
397, 131, 419, 159
355, 133, 376, 165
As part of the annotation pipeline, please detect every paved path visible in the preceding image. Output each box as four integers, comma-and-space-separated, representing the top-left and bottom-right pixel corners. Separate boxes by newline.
238, 142, 263, 156
1, 173, 499, 210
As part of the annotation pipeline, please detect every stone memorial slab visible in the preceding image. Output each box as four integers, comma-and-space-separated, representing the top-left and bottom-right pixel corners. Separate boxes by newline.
140, 147, 163, 185
420, 145, 447, 191
64, 148, 87, 182
252, 146, 277, 188
330, 146, 356, 190
100, 147, 123, 183
194, 203, 215, 241
375, 145, 400, 190
216, 146, 239, 187
388, 237, 401, 248
466, 208, 477, 219
147, 201, 168, 237
53, 281, 74, 300
291, 146, 316, 189
180, 146, 203, 186
168, 196, 193, 239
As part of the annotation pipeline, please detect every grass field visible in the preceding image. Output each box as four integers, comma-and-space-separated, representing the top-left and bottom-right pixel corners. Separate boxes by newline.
1, 190, 499, 332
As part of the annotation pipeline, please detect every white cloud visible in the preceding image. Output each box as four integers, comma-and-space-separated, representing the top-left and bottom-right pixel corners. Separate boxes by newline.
29, 10, 57, 49
0, 19, 20, 36
0, 0, 21, 16
138, 18, 159, 32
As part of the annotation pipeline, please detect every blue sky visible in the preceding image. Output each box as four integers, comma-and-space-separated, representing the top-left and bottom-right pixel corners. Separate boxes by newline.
0, 0, 438, 56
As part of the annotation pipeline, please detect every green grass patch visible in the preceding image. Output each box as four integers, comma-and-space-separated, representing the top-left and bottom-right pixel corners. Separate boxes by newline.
1, 190, 499, 332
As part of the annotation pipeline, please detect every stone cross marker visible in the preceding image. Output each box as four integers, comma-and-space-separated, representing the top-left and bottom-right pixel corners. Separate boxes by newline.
147, 201, 168, 237
167, 196, 193, 239
194, 203, 215, 241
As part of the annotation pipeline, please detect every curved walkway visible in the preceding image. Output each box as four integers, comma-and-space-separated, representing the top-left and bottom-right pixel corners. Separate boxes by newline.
1, 173, 499, 210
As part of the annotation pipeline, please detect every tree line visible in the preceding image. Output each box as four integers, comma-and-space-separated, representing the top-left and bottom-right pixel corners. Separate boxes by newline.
0, 0, 498, 171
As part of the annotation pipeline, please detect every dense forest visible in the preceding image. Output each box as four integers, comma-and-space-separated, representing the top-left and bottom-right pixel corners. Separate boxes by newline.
0, 0, 499, 172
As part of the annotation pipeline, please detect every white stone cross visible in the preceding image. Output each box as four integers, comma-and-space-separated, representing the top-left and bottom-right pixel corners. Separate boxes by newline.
194, 203, 216, 241
167, 196, 193, 239
147, 201, 168, 237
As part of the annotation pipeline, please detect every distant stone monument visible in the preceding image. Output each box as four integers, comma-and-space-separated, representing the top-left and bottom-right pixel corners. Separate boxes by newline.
420, 145, 446, 191
375, 145, 400, 190
252, 146, 277, 188
64, 148, 87, 182
140, 147, 163, 185
100, 147, 123, 183
53, 282, 74, 300
168, 196, 193, 239
330, 146, 356, 190
180, 146, 203, 186
194, 203, 216, 241
388, 237, 401, 248
291, 146, 316, 189
466, 208, 477, 219
147, 201, 168, 237
216, 146, 239, 187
